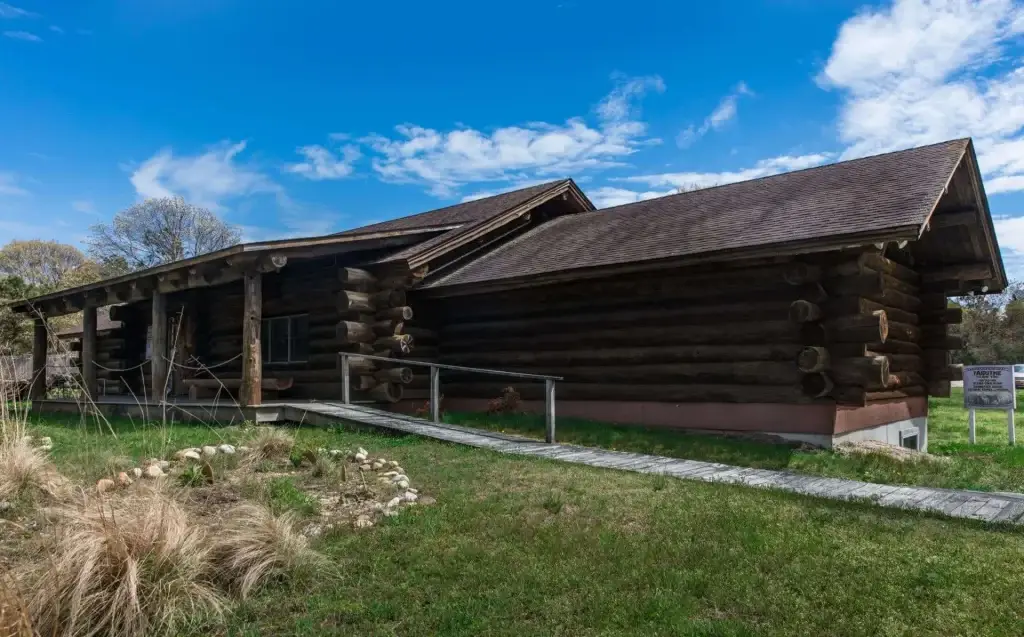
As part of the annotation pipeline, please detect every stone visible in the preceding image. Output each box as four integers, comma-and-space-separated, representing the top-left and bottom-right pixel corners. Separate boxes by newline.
354, 452, 368, 463
116, 472, 133, 487
238, 446, 252, 453
386, 497, 402, 508
403, 491, 418, 503
383, 508, 399, 517
328, 449, 343, 458
37, 436, 52, 447
217, 444, 236, 455
354, 515, 374, 529
387, 460, 399, 468
143, 465, 165, 479
372, 461, 384, 470
0, 501, 11, 513
357, 447, 368, 456
201, 446, 218, 457
382, 471, 399, 477
360, 464, 372, 471
397, 480, 410, 489
183, 450, 202, 462
407, 488, 419, 494
156, 460, 171, 472
391, 474, 408, 483
131, 468, 143, 479
378, 477, 392, 485
418, 496, 437, 506
96, 478, 116, 494
394, 467, 405, 475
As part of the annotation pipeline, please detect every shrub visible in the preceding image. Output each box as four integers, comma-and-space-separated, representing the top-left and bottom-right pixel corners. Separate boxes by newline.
27, 489, 226, 637
486, 387, 522, 415
210, 503, 324, 599
246, 427, 294, 463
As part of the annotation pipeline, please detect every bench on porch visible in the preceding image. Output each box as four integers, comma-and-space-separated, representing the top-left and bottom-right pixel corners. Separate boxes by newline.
183, 377, 294, 401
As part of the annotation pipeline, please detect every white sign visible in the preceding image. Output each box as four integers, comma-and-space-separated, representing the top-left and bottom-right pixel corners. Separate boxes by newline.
964, 365, 1016, 410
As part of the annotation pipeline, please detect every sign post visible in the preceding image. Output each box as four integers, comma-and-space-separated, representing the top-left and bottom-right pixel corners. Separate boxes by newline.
963, 365, 1017, 445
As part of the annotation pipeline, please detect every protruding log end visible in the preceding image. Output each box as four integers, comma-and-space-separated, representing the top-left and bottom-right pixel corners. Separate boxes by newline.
801, 372, 834, 398
374, 367, 414, 384
928, 380, 952, 398
336, 320, 376, 344
789, 300, 823, 323
797, 346, 830, 373
369, 382, 403, 403
337, 290, 376, 313
338, 267, 377, 286
379, 306, 414, 321
783, 263, 821, 285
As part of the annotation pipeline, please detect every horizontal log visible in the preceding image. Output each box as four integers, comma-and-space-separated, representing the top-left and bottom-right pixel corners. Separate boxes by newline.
883, 371, 926, 390
821, 311, 888, 344
439, 344, 805, 367
827, 252, 918, 283
927, 364, 963, 381
338, 267, 377, 288
372, 289, 406, 308
797, 346, 829, 373
445, 321, 802, 352
918, 293, 950, 312
374, 335, 414, 353
336, 354, 377, 374
919, 307, 962, 324
923, 349, 951, 368
885, 354, 923, 373
377, 306, 414, 321
369, 382, 403, 403
441, 300, 796, 338
336, 321, 375, 344
928, 380, 952, 397
463, 361, 805, 386
108, 305, 135, 323
829, 340, 922, 358
373, 367, 414, 384
823, 296, 918, 326
921, 263, 992, 283
921, 335, 963, 350
789, 300, 822, 323
373, 320, 404, 336
887, 321, 919, 343
822, 274, 921, 313
801, 373, 834, 398
441, 382, 822, 404
831, 356, 889, 388
337, 290, 375, 313
832, 385, 926, 406
402, 327, 438, 342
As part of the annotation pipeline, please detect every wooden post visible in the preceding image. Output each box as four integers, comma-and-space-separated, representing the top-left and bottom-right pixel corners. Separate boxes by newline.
151, 291, 168, 400
239, 271, 263, 406
29, 318, 47, 400
82, 303, 98, 400
545, 379, 556, 444
341, 354, 351, 404
968, 408, 976, 444
430, 366, 440, 423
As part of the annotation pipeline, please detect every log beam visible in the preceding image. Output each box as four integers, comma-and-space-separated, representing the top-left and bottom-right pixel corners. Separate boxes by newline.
29, 318, 47, 400
82, 303, 98, 400
151, 291, 168, 400
921, 263, 993, 283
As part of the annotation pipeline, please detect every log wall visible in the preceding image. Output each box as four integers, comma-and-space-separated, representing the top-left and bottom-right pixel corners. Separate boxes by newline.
419, 250, 963, 408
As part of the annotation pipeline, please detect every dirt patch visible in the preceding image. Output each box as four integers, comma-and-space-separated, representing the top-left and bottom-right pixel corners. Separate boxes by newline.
835, 440, 951, 464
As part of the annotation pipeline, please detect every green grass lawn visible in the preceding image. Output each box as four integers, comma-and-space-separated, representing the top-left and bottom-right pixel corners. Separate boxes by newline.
447, 388, 1024, 494
15, 414, 1024, 636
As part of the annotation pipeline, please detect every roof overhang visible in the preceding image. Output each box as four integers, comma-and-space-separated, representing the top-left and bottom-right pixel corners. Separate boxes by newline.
9, 225, 457, 317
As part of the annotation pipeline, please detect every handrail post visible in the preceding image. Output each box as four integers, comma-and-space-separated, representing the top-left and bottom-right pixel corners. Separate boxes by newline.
341, 354, 351, 405
545, 379, 556, 443
430, 365, 440, 423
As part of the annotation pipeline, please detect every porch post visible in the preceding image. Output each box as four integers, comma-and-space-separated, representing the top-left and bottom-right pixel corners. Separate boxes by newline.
29, 318, 47, 400
81, 302, 98, 399
239, 271, 262, 406
151, 291, 168, 400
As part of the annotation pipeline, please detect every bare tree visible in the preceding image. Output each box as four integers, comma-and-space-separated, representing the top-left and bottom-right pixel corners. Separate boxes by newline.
0, 240, 94, 292
86, 197, 241, 274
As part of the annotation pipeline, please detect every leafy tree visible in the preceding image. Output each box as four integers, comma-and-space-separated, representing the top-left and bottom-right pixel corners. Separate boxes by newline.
954, 281, 1024, 365
0, 275, 35, 353
87, 197, 241, 273
0, 240, 96, 292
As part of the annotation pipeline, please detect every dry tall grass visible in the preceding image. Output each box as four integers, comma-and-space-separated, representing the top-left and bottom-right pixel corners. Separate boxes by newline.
0, 570, 33, 637
211, 503, 323, 599
246, 427, 295, 463
27, 489, 227, 637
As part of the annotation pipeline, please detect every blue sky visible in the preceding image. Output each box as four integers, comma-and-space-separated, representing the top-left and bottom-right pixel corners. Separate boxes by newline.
3, 0, 1024, 275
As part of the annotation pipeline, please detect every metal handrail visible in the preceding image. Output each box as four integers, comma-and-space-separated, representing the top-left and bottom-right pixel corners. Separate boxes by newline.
339, 352, 560, 443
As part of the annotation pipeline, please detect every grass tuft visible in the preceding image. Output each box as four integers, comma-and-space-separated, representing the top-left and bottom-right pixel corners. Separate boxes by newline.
210, 503, 325, 600
27, 488, 226, 637
246, 427, 295, 464
0, 436, 66, 505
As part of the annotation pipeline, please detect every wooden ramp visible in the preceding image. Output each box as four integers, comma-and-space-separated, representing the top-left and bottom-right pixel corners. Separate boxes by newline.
280, 402, 1024, 526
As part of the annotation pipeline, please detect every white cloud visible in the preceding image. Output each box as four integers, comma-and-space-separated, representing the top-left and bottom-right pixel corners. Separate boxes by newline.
362, 74, 665, 197
459, 179, 552, 203
0, 3, 36, 18
677, 82, 753, 147
130, 141, 279, 211
992, 214, 1024, 277
589, 186, 675, 208
49, 24, 62, 34
820, 0, 1024, 193
285, 144, 361, 180
621, 153, 834, 191
3, 30, 40, 41
71, 199, 96, 214
0, 172, 28, 196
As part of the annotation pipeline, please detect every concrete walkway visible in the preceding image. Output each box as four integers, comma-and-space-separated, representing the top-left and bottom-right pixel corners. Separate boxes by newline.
283, 402, 1024, 526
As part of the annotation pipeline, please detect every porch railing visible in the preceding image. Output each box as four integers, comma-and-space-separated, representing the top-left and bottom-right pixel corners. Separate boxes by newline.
338, 353, 563, 443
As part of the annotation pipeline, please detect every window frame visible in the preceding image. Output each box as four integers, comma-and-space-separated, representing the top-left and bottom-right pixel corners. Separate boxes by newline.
261, 313, 309, 365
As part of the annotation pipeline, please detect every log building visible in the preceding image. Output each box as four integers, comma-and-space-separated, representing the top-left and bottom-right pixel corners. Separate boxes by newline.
12, 138, 1006, 448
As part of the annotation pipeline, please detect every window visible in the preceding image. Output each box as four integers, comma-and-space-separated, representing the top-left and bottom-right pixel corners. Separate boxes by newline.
1014, 365, 1024, 373
261, 314, 309, 364
898, 428, 920, 451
